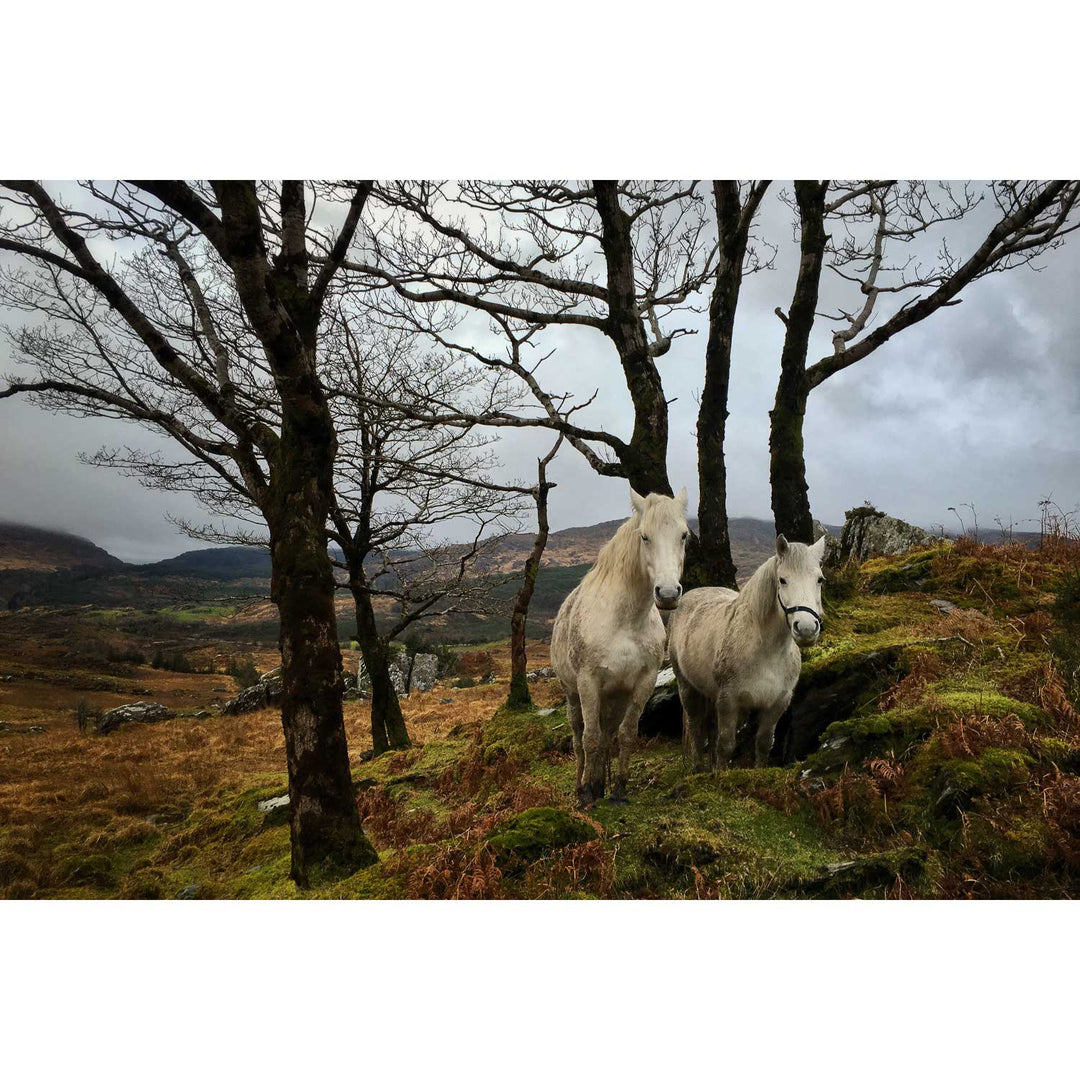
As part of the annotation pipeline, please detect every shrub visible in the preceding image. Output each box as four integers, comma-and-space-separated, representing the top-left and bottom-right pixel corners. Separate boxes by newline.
225, 655, 261, 689
459, 650, 495, 680
151, 649, 195, 673
74, 699, 100, 733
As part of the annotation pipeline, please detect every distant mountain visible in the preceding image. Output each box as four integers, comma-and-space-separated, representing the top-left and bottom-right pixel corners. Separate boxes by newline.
138, 546, 273, 580
0, 522, 125, 610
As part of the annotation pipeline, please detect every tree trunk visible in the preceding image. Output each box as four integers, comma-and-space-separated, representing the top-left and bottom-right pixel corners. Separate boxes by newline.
507, 450, 556, 710
593, 181, 672, 500
350, 579, 411, 755
770, 181, 828, 544
691, 181, 755, 590
267, 433, 377, 887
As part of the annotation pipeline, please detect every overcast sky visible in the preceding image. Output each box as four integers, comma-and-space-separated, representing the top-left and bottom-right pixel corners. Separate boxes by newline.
1, 182, 1077, 563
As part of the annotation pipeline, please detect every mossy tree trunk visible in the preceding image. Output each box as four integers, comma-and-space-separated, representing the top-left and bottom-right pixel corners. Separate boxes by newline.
214, 181, 376, 887
691, 181, 771, 589
349, 576, 411, 755
770, 181, 828, 544
507, 437, 560, 709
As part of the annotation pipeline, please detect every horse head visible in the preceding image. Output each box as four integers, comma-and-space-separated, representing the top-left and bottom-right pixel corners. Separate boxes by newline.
630, 487, 689, 611
775, 533, 827, 646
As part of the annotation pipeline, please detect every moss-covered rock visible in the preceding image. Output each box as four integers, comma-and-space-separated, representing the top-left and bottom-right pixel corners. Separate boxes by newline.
801, 846, 930, 898
486, 807, 597, 867
915, 748, 1034, 815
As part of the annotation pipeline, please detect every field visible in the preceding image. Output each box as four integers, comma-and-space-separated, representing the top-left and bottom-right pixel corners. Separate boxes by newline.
1, 536, 1079, 899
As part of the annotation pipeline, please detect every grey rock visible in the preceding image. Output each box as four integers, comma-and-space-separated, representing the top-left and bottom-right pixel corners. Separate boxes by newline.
930, 598, 958, 614
526, 666, 556, 682
410, 653, 439, 693
343, 688, 360, 701
439, 697, 454, 704
257, 794, 290, 813
638, 669, 681, 739
98, 700, 174, 734
825, 505, 936, 568
176, 885, 201, 900
220, 675, 283, 716
259, 665, 282, 683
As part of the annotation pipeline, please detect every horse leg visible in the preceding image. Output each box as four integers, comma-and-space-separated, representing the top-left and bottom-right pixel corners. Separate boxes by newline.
754, 693, 792, 767
566, 694, 585, 790
714, 693, 739, 769
611, 676, 654, 803
678, 680, 710, 773
577, 679, 606, 809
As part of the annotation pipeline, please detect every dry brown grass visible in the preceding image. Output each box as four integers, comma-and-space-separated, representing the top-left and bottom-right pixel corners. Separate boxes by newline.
0, 617, 564, 897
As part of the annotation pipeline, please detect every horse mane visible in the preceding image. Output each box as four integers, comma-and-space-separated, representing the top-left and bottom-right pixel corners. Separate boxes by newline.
740, 553, 780, 625
581, 515, 648, 595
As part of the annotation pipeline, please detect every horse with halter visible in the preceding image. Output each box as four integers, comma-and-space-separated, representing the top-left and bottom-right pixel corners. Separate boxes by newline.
667, 534, 826, 769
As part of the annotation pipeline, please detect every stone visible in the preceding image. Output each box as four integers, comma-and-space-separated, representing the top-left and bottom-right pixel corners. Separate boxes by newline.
257, 794, 290, 813
175, 884, 201, 900
930, 598, 958, 614
97, 700, 175, 734
439, 697, 454, 704
526, 666, 556, 682
220, 675, 283, 716
638, 667, 682, 739
825, 505, 936, 568
259, 666, 282, 683
410, 653, 439, 693
355, 658, 372, 697
389, 662, 408, 697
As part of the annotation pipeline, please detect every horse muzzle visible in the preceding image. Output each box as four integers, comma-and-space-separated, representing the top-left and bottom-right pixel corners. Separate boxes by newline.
654, 584, 683, 611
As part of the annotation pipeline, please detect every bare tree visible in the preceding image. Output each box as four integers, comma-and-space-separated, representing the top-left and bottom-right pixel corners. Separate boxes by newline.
0, 180, 380, 886
325, 315, 525, 754
769, 180, 1080, 540
352, 181, 714, 487
693, 181, 772, 588
506, 434, 562, 710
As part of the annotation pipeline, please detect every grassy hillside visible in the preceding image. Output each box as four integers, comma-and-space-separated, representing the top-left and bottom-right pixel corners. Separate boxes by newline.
3, 534, 1077, 899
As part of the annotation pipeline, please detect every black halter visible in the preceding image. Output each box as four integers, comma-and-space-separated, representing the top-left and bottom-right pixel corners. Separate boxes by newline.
777, 590, 823, 630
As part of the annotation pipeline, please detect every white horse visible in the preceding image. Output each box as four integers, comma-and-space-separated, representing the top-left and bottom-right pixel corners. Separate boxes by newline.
551, 487, 689, 808
668, 534, 826, 770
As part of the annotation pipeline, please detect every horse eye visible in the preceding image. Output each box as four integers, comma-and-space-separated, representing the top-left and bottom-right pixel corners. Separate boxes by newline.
818, 577, 825, 585
641, 534, 650, 543
779, 578, 787, 586
682, 532, 689, 541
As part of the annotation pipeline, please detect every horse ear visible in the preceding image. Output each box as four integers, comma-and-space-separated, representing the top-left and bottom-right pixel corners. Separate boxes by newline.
677, 486, 688, 513
630, 488, 647, 517
776, 534, 789, 559
810, 534, 827, 560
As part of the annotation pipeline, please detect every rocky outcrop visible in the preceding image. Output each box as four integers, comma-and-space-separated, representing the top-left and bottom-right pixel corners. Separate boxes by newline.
220, 675, 283, 715
409, 653, 439, 693
98, 700, 175, 734
826, 506, 936, 568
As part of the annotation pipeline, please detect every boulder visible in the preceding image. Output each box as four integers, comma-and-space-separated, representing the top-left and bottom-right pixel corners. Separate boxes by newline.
526, 666, 556, 682
98, 700, 175, 734
825, 505, 936, 568
356, 658, 372, 698
389, 659, 408, 697
259, 665, 282, 683
220, 675, 283, 715
410, 653, 439, 693
638, 667, 683, 739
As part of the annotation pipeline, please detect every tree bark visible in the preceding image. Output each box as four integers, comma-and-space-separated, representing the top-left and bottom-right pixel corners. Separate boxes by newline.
349, 577, 411, 755
267, 423, 377, 886
507, 445, 557, 709
593, 181, 673, 500
691, 181, 768, 589
770, 181, 828, 543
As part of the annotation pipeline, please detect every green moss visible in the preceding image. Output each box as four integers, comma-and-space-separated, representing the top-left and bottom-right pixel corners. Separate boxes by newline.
865, 549, 938, 594
486, 807, 597, 867
804, 707, 934, 775
915, 748, 1034, 815
928, 688, 1049, 728
59, 853, 117, 887
801, 846, 931, 898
